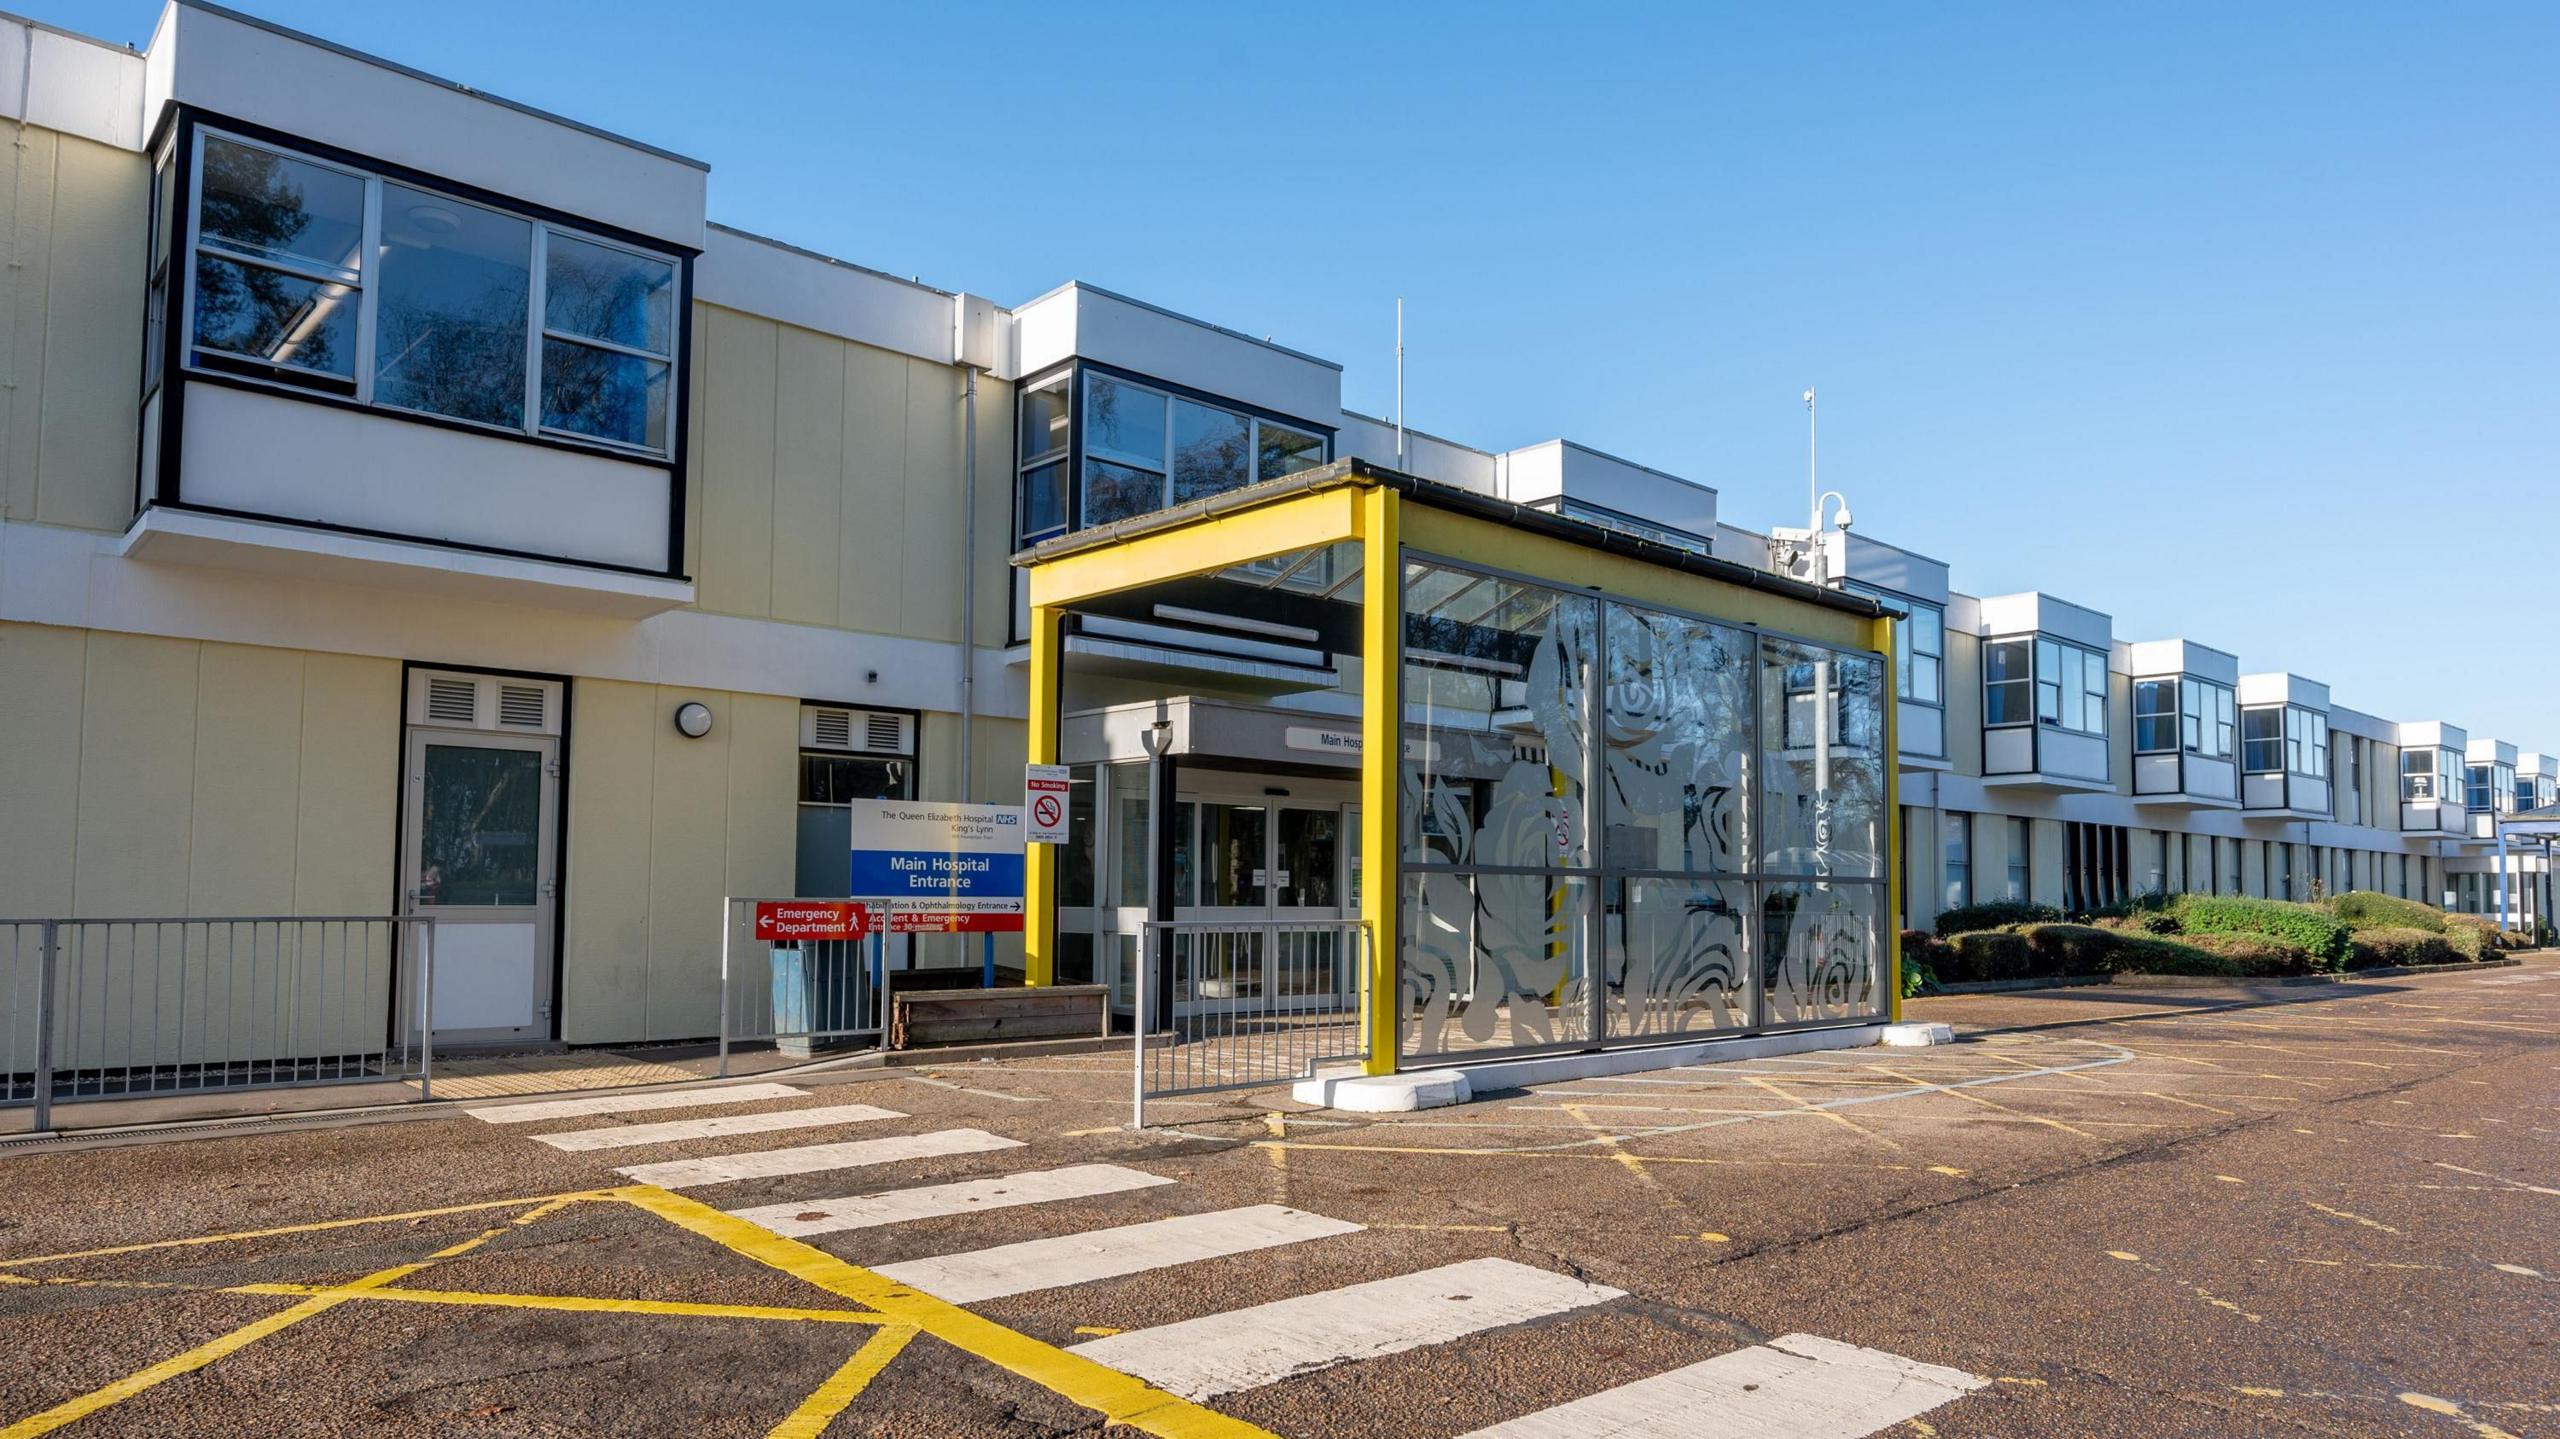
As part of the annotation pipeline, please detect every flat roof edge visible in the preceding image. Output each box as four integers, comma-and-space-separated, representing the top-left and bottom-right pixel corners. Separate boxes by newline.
1014, 459, 1882, 622
176, 0, 711, 171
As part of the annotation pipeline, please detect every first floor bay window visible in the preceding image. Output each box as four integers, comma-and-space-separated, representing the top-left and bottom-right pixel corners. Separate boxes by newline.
178, 130, 682, 458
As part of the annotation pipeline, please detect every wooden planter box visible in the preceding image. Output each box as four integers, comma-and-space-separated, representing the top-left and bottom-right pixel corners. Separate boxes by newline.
888, 984, 1111, 1050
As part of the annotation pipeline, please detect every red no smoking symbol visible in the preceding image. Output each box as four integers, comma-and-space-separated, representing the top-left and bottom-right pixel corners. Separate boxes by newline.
1032, 794, 1063, 827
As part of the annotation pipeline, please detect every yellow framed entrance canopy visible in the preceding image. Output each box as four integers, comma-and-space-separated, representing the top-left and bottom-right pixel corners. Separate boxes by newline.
1015, 460, 1900, 1075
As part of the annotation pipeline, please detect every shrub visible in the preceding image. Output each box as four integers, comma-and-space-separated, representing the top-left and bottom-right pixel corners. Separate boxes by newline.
2346, 927, 2459, 970
2443, 914, 2497, 962
2167, 894, 2351, 968
1933, 900, 2063, 938
2108, 938, 2251, 978
2329, 891, 2448, 933
2498, 927, 2534, 951
2178, 932, 2321, 976
1942, 929, 2034, 983
2014, 923, 2123, 973
1897, 931, 1945, 997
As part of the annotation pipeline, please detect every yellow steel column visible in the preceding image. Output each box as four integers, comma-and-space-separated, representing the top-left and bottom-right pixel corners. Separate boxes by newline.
1024, 601, 1063, 987
1879, 611, 1903, 1022
1359, 487, 1401, 1075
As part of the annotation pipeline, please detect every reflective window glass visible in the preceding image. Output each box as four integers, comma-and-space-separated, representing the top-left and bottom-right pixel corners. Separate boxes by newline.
1601, 604, 1750, 874
197, 137, 365, 278
1084, 375, 1166, 467
1257, 420, 1326, 479
1171, 398, 1249, 502
374, 186, 531, 427
1020, 379, 1070, 462
193, 255, 357, 377
1082, 458, 1164, 526
540, 338, 668, 450
544, 232, 674, 355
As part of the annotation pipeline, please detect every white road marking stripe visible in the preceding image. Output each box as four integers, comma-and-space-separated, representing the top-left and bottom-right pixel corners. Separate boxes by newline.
615, 1129, 1022, 1188
530, 1103, 905, 1152
729, 1164, 1172, 1237
1457, 1332, 1985, 1439
1064, 1257, 1622, 1399
873, 1204, 1361, 1303
464, 1082, 806, 1124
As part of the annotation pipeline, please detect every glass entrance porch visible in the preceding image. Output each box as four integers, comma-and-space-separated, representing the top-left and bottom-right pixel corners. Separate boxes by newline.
1018, 462, 1900, 1077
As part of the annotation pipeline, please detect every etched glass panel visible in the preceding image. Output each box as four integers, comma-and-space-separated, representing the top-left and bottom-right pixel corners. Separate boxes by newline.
1401, 873, 1592, 1055
1760, 881, 1884, 1026
1758, 638, 1885, 880
1601, 604, 1750, 875
1606, 877, 1752, 1037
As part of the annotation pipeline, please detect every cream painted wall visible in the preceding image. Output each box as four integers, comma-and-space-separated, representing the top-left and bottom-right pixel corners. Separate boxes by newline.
2027, 817, 2067, 908
684, 303, 1015, 650
559, 679, 797, 1044
0, 621, 398, 917
0, 121, 145, 535
1943, 632, 1983, 779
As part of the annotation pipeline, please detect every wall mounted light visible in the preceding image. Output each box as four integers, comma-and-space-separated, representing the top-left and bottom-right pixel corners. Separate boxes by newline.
674, 701, 714, 739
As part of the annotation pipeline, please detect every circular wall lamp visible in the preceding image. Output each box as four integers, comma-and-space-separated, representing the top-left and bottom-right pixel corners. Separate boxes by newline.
674, 701, 714, 738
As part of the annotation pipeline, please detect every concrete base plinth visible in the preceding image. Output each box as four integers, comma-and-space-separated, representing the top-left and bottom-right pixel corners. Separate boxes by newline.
1291, 1069, 1472, 1112
1293, 1024, 1890, 1113
1880, 1021, 1957, 1047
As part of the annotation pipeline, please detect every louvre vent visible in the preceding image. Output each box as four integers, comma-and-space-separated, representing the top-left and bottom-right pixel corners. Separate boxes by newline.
497, 686, 546, 729
810, 708, 853, 750
425, 678, 478, 725
866, 712, 907, 753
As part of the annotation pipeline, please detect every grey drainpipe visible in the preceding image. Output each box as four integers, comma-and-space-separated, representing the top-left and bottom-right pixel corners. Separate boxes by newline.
959, 365, 979, 800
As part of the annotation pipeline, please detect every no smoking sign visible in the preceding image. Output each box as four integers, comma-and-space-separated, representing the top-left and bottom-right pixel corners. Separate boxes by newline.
1024, 763, 1071, 845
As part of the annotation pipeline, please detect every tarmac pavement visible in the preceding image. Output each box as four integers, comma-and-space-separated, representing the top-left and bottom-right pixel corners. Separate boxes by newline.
2, 957, 2553, 1437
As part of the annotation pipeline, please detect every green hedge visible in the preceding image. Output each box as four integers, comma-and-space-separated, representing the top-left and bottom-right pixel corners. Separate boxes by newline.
2178, 932, 2321, 975
2346, 927, 2460, 969
2166, 894, 2351, 968
2444, 914, 2497, 961
1933, 900, 2064, 937
1940, 929, 2034, 982
2329, 890, 2448, 933
1897, 930, 1944, 998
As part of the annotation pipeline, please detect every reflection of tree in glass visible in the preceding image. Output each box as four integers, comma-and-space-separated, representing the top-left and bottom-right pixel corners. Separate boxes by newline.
195, 144, 344, 372
421, 750, 538, 907
376, 270, 527, 426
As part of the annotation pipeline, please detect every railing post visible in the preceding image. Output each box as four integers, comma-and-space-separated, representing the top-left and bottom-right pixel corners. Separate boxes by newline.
416, 919, 435, 1103
717, 900, 732, 1079
31, 920, 58, 1134
1131, 921, 1151, 1130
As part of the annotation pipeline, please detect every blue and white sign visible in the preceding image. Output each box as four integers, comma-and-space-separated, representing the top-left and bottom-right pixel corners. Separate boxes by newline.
848, 801, 1025, 931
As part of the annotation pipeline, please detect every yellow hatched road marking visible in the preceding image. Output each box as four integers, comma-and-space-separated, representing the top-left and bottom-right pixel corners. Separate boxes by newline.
229, 1284, 896, 1325
765, 1325, 918, 1439
0, 1190, 617, 1271
611, 1184, 1280, 1439
0, 1260, 432, 1438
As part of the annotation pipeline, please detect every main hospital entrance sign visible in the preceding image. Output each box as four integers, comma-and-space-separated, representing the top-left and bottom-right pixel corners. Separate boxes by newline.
847, 801, 1027, 933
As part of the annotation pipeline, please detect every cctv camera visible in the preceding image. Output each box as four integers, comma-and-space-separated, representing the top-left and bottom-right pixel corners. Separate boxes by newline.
1834, 506, 1854, 531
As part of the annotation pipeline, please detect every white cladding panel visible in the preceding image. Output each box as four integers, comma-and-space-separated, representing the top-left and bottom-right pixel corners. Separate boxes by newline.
1836, 533, 1951, 607
2465, 737, 2518, 766
695, 227, 956, 367
1899, 701, 1944, 760
2133, 753, 2180, 795
2238, 672, 2329, 710
1498, 441, 1716, 537
2189, 755, 2238, 801
2121, 639, 2239, 687
2397, 720, 2468, 751
153, 6, 705, 248
1985, 727, 2033, 774
1336, 414, 1497, 493
1975, 592, 2111, 650
178, 384, 670, 572
0, 20, 148, 149
1013, 285, 1340, 426
2042, 728, 2109, 782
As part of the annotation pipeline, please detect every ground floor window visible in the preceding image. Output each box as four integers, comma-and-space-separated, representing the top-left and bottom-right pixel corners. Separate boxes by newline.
794, 705, 918, 897
2007, 817, 2032, 901
1943, 813, 1972, 913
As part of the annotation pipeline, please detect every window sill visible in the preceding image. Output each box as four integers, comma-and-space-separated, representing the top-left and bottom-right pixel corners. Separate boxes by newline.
119, 507, 695, 618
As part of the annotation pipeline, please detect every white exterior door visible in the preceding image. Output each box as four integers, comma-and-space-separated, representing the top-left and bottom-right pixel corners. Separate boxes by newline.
401, 672, 561, 1045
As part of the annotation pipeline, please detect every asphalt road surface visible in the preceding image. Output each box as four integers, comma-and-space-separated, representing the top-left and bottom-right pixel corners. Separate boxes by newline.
2, 959, 2554, 1438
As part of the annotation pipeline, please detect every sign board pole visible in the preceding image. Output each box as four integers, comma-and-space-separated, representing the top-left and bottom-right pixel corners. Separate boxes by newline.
869, 906, 886, 1024
982, 931, 995, 990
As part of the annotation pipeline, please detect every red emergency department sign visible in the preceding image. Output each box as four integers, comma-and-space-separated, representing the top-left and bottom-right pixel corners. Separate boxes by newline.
751, 901, 864, 941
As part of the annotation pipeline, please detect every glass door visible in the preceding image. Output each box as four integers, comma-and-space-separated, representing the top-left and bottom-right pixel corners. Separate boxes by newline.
402, 728, 557, 1044
1271, 806, 1350, 1008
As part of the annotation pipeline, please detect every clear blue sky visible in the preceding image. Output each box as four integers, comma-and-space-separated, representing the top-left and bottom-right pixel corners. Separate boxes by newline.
42, 1, 2558, 743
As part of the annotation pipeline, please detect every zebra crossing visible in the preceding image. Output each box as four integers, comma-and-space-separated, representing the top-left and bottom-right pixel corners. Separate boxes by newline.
464, 1082, 1989, 1435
